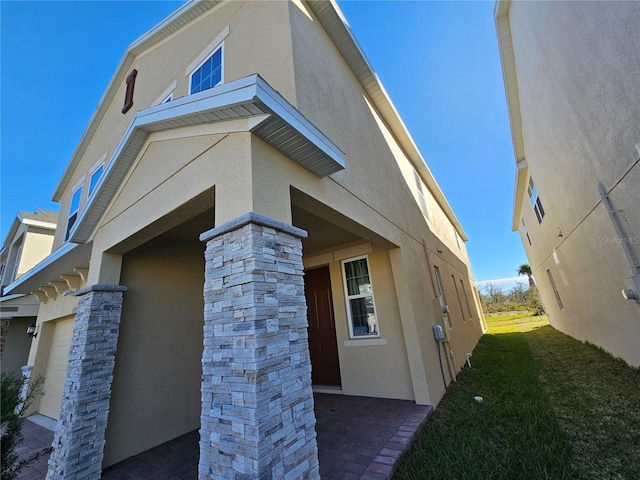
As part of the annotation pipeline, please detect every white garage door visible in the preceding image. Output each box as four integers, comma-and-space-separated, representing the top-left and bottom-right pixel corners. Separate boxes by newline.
39, 317, 74, 419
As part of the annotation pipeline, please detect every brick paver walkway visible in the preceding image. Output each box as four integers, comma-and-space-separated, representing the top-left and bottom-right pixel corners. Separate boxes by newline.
18, 394, 432, 480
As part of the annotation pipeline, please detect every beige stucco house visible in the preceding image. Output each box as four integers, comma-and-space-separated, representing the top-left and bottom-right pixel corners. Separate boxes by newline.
496, 0, 640, 367
1, 209, 58, 376
6, 1, 485, 478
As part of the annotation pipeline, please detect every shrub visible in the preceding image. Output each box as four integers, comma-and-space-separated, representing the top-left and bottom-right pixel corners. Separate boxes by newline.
1, 373, 51, 480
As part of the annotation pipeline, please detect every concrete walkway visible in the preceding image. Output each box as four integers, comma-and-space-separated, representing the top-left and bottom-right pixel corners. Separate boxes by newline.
18, 394, 431, 480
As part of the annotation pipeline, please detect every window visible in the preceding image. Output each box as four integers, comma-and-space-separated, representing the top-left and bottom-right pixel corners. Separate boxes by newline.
460, 278, 473, 319
65, 186, 82, 241
452, 275, 466, 323
342, 256, 379, 338
527, 177, 545, 224
121, 69, 138, 114
547, 269, 564, 310
88, 164, 104, 196
11, 245, 22, 281
162, 93, 173, 103
190, 44, 223, 94
522, 219, 532, 245
413, 170, 428, 218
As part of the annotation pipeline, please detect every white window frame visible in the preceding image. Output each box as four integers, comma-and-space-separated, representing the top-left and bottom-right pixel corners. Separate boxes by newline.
528, 177, 545, 224
341, 255, 380, 339
188, 42, 224, 95
88, 162, 105, 197
413, 170, 428, 218
65, 184, 83, 241
162, 93, 173, 103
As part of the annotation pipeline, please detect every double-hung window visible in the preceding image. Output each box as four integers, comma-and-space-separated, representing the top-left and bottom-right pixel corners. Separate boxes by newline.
342, 256, 379, 338
65, 186, 82, 241
190, 44, 223, 94
527, 177, 545, 224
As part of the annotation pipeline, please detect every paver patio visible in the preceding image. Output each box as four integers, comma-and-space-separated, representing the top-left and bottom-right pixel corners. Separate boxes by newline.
18, 394, 431, 480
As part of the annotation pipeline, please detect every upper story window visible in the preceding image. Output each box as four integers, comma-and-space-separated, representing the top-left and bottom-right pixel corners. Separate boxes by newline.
162, 93, 173, 103
413, 170, 428, 218
88, 164, 104, 197
527, 177, 545, 224
342, 256, 379, 338
190, 44, 223, 95
522, 219, 532, 245
65, 185, 82, 241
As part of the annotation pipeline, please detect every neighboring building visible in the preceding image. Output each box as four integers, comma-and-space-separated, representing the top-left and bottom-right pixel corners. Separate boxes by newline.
6, 1, 485, 478
0, 209, 58, 376
496, 0, 640, 367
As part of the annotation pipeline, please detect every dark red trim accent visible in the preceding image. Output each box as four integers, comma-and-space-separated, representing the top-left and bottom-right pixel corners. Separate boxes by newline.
121, 69, 138, 114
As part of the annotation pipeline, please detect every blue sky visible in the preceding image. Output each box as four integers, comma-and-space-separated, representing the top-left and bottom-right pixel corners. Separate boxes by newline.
0, 0, 527, 287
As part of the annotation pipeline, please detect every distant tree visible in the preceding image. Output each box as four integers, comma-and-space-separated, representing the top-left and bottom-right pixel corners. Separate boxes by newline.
517, 264, 535, 289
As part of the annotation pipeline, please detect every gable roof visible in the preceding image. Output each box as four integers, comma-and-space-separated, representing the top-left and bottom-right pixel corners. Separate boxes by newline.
68, 74, 346, 244
53, 0, 468, 240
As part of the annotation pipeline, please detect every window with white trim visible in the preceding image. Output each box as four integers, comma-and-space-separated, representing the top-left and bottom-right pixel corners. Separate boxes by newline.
189, 44, 223, 94
527, 177, 545, 224
88, 164, 104, 197
522, 219, 532, 245
414, 170, 428, 218
65, 186, 82, 241
162, 93, 173, 103
342, 256, 379, 338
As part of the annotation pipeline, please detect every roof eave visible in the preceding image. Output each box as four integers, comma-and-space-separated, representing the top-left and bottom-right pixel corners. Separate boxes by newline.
307, 0, 468, 241
52, 0, 223, 202
511, 159, 529, 231
67, 74, 345, 245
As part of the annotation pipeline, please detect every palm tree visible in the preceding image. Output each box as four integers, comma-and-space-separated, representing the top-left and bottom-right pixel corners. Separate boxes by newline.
517, 263, 535, 289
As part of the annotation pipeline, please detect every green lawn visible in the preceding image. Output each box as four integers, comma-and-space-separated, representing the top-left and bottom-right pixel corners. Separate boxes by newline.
394, 314, 640, 479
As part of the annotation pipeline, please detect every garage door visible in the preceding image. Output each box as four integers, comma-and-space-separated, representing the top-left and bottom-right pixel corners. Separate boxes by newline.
39, 317, 74, 419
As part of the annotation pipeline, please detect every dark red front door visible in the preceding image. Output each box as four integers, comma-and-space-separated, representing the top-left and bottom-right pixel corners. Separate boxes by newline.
305, 266, 341, 386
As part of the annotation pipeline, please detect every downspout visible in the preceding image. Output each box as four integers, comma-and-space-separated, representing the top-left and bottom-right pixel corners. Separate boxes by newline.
597, 181, 640, 301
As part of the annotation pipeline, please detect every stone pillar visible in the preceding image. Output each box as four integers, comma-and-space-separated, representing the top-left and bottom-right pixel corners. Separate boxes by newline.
46, 284, 127, 480
199, 212, 319, 480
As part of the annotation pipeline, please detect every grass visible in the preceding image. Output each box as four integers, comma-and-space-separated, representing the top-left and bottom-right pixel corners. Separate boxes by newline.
394, 313, 640, 479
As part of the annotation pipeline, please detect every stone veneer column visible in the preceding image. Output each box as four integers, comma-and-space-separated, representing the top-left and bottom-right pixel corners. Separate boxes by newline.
199, 212, 319, 480
46, 284, 127, 480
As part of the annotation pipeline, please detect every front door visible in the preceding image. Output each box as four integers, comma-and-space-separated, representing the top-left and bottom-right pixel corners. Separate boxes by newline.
304, 266, 341, 386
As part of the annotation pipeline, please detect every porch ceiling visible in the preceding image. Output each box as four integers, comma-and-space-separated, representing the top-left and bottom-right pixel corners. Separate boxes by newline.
292, 206, 360, 255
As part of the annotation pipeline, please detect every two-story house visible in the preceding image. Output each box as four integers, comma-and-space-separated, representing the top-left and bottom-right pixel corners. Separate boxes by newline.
6, 1, 485, 478
496, 0, 640, 368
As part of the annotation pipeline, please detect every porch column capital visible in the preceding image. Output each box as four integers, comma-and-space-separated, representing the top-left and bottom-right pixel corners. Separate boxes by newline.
199, 211, 308, 243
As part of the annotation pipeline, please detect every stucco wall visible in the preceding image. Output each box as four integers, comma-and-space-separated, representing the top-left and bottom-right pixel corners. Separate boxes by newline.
103, 236, 204, 467
0, 317, 33, 376
52, 0, 297, 251
508, 0, 640, 366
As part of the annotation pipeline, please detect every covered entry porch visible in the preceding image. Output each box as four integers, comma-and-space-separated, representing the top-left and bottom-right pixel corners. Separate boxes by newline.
20, 394, 431, 480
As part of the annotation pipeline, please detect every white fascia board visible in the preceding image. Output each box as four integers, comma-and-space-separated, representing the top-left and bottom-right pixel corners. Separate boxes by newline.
309, 0, 467, 241
52, 1, 220, 202
511, 159, 529, 231
3, 242, 90, 296
21, 218, 57, 230
495, 0, 525, 163
253, 76, 345, 167
68, 74, 345, 244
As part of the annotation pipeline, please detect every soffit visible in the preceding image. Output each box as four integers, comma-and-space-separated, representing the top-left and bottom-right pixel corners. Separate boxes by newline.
68, 74, 345, 244
52, 0, 222, 202
3, 243, 92, 296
